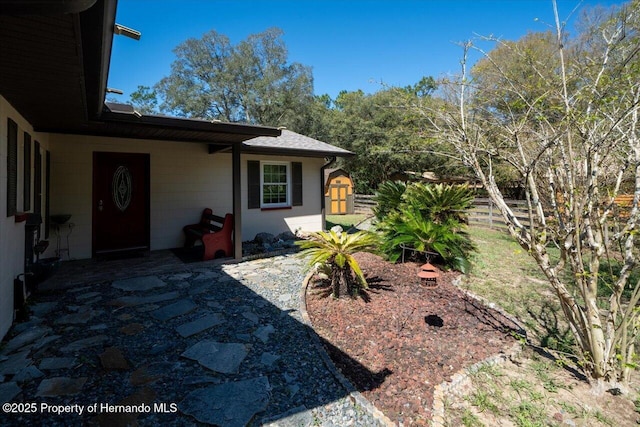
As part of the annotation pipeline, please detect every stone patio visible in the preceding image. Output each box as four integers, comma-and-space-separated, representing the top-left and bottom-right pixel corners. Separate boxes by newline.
0, 251, 383, 426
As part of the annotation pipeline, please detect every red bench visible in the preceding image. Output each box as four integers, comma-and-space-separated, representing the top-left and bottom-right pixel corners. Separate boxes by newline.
183, 209, 233, 260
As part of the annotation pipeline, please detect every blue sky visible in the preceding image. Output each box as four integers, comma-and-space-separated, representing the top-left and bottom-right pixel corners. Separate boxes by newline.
108, 0, 624, 102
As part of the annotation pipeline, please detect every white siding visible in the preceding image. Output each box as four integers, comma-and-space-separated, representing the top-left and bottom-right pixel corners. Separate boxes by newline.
0, 95, 50, 339
242, 154, 324, 240
46, 136, 325, 259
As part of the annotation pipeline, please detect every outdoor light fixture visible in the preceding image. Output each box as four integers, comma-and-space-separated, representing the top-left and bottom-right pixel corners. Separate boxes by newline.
114, 23, 141, 40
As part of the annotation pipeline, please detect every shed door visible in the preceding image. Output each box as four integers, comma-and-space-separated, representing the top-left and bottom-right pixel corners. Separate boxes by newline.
92, 152, 150, 256
330, 182, 349, 214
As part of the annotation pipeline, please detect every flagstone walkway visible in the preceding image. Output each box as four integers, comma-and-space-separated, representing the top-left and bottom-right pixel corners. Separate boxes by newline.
0, 253, 383, 426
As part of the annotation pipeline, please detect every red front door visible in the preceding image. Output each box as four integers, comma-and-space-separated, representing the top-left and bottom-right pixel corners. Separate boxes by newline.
92, 152, 150, 256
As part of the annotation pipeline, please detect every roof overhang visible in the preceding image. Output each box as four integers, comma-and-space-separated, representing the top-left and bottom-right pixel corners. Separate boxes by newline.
0, 0, 115, 131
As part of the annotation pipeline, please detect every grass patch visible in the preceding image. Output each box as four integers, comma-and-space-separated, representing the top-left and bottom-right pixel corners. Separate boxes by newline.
465, 227, 572, 350
325, 214, 368, 231
443, 226, 637, 427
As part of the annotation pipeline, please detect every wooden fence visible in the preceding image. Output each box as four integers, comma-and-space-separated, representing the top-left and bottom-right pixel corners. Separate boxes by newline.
468, 198, 532, 230
354, 194, 376, 215
354, 195, 532, 230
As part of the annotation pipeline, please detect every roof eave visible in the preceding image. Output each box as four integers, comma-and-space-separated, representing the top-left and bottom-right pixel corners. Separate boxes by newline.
241, 145, 354, 158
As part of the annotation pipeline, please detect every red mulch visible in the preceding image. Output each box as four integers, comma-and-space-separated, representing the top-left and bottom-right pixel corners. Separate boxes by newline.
305, 252, 519, 426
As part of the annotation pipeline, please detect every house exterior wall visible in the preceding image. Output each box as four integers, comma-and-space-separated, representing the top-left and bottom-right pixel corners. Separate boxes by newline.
0, 95, 50, 339
242, 154, 324, 239
45, 135, 325, 260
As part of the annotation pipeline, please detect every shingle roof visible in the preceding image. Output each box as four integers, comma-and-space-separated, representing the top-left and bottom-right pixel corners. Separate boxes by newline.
243, 129, 353, 157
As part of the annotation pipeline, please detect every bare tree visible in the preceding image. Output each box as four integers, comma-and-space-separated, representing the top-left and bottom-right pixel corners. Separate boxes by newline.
426, 1, 640, 392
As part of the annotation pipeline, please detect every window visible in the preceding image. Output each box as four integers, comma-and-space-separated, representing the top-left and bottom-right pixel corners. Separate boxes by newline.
247, 160, 302, 209
262, 162, 289, 207
7, 118, 18, 217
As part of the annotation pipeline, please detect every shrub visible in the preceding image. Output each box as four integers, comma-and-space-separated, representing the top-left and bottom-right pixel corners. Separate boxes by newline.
376, 181, 476, 272
378, 206, 475, 272
372, 180, 407, 221
296, 229, 379, 298
401, 182, 475, 225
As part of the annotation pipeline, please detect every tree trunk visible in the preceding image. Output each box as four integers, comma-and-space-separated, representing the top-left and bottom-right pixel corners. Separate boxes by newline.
331, 265, 350, 298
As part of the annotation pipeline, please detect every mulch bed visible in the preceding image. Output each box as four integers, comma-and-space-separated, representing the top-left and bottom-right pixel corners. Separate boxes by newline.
305, 252, 520, 426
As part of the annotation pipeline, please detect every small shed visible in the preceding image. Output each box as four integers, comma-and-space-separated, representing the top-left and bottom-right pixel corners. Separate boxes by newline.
324, 168, 354, 214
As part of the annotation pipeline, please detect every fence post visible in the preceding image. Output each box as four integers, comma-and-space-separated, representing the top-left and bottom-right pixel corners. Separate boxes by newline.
488, 198, 493, 229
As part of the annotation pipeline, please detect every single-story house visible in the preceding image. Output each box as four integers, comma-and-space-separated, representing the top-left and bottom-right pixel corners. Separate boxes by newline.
324, 168, 354, 215
0, 0, 352, 340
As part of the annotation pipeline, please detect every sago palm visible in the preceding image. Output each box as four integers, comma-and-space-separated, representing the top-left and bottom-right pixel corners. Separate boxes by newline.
378, 208, 476, 273
402, 182, 474, 224
296, 230, 379, 298
373, 180, 407, 221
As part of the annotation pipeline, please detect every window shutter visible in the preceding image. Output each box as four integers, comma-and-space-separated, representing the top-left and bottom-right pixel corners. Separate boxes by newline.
23, 132, 31, 211
292, 162, 302, 206
247, 160, 260, 209
7, 118, 17, 217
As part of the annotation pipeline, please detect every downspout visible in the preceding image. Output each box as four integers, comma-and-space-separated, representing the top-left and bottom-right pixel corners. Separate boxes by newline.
320, 156, 337, 231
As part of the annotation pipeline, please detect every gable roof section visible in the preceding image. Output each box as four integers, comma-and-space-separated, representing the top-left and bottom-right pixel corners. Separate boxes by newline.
241, 130, 353, 158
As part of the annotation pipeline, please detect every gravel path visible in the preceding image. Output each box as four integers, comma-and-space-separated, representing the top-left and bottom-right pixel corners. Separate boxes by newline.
1, 253, 384, 426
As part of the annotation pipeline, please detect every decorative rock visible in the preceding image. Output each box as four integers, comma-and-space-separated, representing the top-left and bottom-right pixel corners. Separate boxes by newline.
1, 326, 51, 354
254, 232, 275, 244
242, 311, 259, 324
109, 291, 180, 307
151, 299, 197, 321
36, 377, 87, 397
13, 365, 44, 382
99, 347, 130, 371
0, 350, 32, 375
0, 382, 21, 404
330, 225, 343, 233
60, 335, 108, 353
39, 357, 77, 370
76, 291, 101, 300
179, 377, 270, 427
254, 324, 275, 343
136, 304, 160, 313
187, 282, 211, 296
54, 309, 102, 325
260, 352, 280, 367
89, 323, 108, 330
29, 302, 58, 317
181, 341, 248, 374
129, 366, 162, 386
276, 231, 296, 241
148, 342, 177, 355
119, 323, 145, 336
111, 275, 167, 292
176, 313, 224, 338
32, 335, 61, 351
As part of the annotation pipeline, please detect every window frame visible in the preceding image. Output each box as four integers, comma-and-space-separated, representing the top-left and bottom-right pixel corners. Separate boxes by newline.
260, 161, 291, 209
